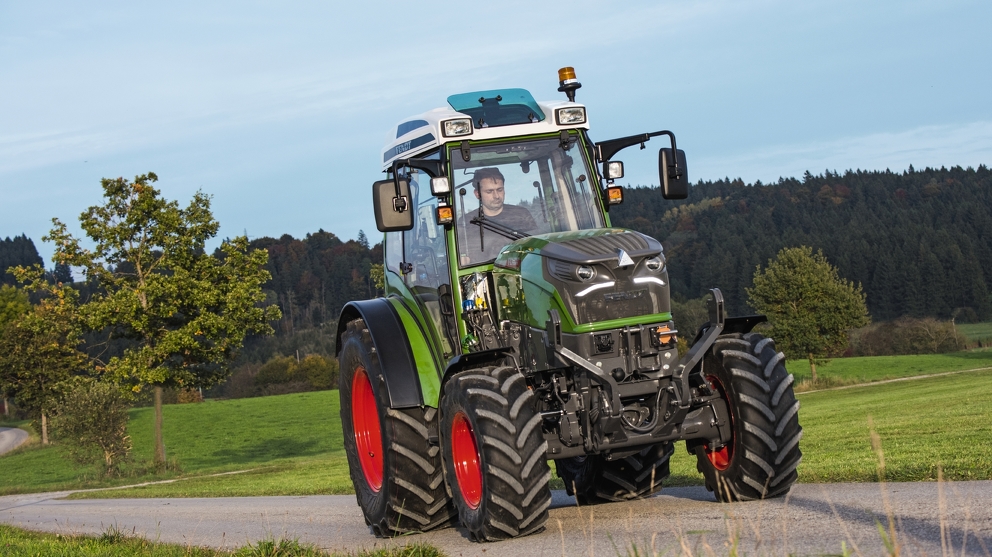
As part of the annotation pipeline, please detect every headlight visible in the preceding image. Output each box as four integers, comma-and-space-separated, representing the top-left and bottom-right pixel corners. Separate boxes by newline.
442, 118, 472, 137
430, 177, 450, 195
556, 107, 586, 125
576, 265, 595, 281
645, 256, 664, 272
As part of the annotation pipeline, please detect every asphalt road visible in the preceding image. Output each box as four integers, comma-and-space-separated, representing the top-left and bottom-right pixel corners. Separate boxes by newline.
0, 427, 28, 456
1, 481, 990, 556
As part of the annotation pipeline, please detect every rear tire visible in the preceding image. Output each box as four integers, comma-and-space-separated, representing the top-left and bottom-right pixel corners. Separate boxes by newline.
693, 332, 803, 501
339, 318, 455, 536
440, 365, 551, 541
555, 442, 673, 504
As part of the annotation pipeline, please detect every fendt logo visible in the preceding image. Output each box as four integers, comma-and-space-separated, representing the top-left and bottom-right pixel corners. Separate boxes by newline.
604, 289, 647, 302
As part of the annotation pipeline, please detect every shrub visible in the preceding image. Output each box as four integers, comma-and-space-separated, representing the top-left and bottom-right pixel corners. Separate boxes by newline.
51, 377, 132, 475
255, 355, 297, 386
850, 317, 967, 356
297, 354, 338, 390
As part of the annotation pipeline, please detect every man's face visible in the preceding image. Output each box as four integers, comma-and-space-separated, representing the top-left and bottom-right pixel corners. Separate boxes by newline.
475, 177, 505, 216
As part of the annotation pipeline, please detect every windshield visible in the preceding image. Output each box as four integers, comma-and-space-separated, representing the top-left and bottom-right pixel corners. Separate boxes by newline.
451, 135, 604, 267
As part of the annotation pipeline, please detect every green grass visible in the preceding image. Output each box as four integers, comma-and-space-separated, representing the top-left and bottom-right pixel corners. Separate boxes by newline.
787, 348, 992, 391
958, 321, 992, 343
0, 523, 446, 556
0, 390, 348, 496
666, 367, 992, 485
3, 349, 992, 499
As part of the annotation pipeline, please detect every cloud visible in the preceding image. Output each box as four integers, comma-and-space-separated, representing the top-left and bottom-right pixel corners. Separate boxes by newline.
695, 120, 992, 182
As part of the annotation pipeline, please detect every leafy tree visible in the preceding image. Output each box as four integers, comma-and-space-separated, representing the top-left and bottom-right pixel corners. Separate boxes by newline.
747, 246, 870, 379
0, 266, 87, 443
0, 284, 31, 328
51, 376, 132, 475
44, 173, 281, 466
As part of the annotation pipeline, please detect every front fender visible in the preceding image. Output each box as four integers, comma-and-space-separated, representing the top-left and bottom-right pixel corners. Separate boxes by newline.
336, 297, 442, 408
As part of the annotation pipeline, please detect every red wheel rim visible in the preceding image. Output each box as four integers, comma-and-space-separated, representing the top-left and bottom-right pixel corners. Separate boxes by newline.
451, 412, 483, 509
352, 367, 384, 492
704, 374, 734, 471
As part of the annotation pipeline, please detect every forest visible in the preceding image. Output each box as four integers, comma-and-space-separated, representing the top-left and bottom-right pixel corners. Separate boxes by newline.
3, 164, 990, 369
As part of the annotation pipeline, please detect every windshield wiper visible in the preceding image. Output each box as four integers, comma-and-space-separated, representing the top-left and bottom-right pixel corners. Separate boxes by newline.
470, 214, 528, 242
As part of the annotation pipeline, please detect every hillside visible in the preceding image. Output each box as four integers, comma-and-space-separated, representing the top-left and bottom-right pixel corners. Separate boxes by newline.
613, 165, 992, 320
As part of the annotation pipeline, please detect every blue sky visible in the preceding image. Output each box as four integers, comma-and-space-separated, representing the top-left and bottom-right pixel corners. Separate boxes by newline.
2, 1, 990, 264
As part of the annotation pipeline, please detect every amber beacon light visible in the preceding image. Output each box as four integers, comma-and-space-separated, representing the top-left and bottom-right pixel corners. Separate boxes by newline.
557, 66, 581, 102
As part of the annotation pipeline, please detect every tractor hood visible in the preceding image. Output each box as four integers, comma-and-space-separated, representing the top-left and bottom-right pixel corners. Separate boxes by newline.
492, 229, 672, 331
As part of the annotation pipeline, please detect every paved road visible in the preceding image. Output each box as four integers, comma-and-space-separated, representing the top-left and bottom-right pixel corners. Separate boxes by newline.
0, 427, 28, 456
2, 481, 990, 556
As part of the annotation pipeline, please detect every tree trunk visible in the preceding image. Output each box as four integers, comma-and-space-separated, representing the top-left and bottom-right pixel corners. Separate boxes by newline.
41, 412, 49, 445
1, 397, 7, 417
154, 386, 166, 466
808, 353, 818, 382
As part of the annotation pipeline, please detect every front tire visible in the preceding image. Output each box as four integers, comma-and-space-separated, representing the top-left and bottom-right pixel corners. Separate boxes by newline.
339, 318, 455, 536
440, 366, 551, 541
693, 332, 803, 501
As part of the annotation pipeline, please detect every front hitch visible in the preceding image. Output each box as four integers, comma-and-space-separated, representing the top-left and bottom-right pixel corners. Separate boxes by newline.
672, 288, 726, 407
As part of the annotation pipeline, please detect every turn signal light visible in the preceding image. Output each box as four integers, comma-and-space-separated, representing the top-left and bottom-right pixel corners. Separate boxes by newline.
606, 186, 624, 205
435, 205, 453, 226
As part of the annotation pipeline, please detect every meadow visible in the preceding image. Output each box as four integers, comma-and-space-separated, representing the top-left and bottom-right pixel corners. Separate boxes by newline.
1, 348, 990, 499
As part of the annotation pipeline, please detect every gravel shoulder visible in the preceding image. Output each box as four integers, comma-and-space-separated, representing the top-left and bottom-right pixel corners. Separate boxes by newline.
2, 481, 990, 556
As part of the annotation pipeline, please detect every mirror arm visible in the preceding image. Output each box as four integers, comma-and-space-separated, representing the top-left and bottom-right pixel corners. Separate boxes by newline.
596, 130, 681, 177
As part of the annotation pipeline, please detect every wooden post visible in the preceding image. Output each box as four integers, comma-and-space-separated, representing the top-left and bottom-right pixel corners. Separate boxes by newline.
154, 386, 166, 465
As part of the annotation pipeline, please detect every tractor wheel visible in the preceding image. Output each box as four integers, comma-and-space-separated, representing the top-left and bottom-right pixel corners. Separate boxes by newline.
555, 442, 674, 505
440, 365, 551, 541
692, 332, 803, 502
338, 318, 455, 536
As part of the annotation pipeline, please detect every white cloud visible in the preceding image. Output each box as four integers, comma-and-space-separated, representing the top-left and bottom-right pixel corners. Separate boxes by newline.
695, 121, 992, 183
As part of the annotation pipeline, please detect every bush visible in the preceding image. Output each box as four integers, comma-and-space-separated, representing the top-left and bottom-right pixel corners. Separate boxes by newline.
850, 317, 967, 356
210, 354, 339, 399
51, 377, 132, 475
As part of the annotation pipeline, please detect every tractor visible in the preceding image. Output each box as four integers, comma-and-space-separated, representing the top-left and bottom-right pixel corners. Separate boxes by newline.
336, 67, 802, 542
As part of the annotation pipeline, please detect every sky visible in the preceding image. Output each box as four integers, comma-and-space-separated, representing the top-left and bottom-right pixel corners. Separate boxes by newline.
2, 0, 990, 265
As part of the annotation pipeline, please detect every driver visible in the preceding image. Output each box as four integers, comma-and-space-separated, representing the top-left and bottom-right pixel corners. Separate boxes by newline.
459, 167, 538, 264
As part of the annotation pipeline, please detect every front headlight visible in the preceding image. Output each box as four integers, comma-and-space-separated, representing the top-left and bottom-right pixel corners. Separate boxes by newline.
645, 256, 665, 273
576, 265, 596, 281
442, 118, 473, 137
556, 107, 586, 125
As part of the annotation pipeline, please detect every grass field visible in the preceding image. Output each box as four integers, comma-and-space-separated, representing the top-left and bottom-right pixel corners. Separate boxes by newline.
0, 524, 444, 557
958, 321, 992, 344
1, 349, 990, 499
787, 348, 992, 391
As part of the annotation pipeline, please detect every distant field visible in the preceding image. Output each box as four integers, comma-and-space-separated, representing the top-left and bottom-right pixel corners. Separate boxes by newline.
958, 321, 992, 343
1, 349, 990, 499
786, 348, 992, 390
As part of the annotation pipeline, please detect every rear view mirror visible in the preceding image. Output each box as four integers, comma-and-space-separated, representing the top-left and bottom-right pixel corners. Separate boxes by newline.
659, 148, 688, 200
373, 179, 414, 232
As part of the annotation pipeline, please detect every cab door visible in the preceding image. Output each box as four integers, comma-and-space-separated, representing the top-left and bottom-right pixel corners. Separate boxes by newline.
403, 171, 458, 359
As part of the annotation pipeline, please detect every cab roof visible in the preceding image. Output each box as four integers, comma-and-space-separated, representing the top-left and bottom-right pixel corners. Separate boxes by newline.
381, 88, 588, 171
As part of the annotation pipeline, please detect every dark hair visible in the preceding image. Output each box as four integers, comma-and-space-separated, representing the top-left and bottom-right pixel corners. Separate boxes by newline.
473, 167, 504, 190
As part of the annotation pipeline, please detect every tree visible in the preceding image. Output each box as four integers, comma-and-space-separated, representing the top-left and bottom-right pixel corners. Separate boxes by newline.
0, 266, 87, 442
45, 173, 281, 466
0, 284, 31, 328
747, 246, 870, 380
51, 376, 132, 475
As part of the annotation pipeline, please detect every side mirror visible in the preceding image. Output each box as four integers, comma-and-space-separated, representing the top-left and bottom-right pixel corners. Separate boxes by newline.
659, 148, 688, 200
373, 179, 414, 232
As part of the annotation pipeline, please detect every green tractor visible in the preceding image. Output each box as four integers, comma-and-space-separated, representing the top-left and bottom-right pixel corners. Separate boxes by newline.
336, 68, 802, 542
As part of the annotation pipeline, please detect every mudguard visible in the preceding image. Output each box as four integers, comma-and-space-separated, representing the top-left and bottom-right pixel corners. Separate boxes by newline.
336, 297, 442, 409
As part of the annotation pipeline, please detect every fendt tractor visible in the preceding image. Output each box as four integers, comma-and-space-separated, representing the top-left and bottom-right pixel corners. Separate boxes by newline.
335, 68, 802, 542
